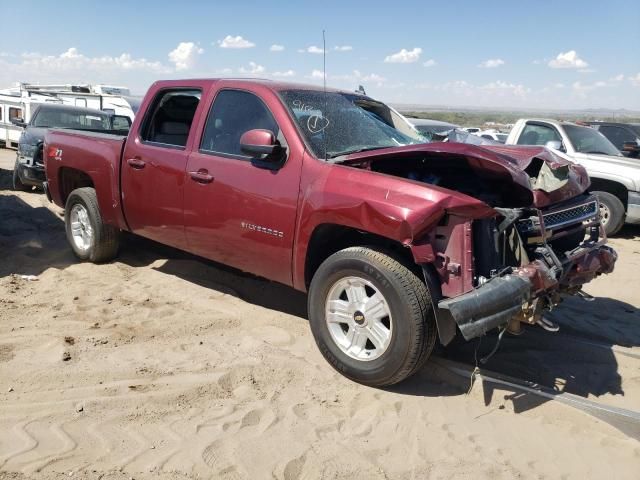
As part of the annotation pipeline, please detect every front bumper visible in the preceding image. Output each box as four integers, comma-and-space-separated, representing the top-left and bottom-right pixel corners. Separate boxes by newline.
439, 227, 617, 341
15, 163, 45, 187
626, 191, 640, 225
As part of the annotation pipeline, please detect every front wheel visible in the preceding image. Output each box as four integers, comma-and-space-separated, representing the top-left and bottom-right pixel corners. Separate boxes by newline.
308, 247, 437, 387
593, 191, 625, 236
64, 187, 120, 263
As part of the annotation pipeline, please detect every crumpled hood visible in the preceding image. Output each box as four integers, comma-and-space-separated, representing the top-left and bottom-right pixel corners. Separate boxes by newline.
340, 142, 591, 208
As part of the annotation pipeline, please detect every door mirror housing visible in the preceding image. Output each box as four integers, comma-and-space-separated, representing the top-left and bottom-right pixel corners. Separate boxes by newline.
545, 140, 563, 151
10, 117, 27, 128
240, 129, 282, 157
623, 141, 640, 157
240, 130, 286, 170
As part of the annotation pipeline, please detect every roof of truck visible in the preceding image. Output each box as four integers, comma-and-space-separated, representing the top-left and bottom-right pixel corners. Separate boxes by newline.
151, 78, 369, 97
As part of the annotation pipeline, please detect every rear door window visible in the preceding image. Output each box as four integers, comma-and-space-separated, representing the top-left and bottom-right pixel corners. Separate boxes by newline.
140, 89, 201, 148
200, 89, 280, 157
517, 123, 561, 146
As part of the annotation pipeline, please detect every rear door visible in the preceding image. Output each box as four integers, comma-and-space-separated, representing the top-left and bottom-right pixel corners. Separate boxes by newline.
183, 87, 303, 285
120, 87, 203, 249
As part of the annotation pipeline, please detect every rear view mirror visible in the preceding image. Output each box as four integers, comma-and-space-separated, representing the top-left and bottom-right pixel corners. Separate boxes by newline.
10, 117, 26, 128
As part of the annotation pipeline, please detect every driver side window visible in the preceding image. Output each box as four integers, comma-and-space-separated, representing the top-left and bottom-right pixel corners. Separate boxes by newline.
200, 90, 280, 157
517, 123, 561, 146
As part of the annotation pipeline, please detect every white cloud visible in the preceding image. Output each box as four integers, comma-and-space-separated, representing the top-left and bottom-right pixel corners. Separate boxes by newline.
269, 44, 285, 52
478, 58, 505, 68
168, 42, 203, 71
218, 35, 255, 49
480, 80, 529, 97
423, 59, 437, 67
571, 81, 607, 96
384, 47, 422, 63
271, 70, 295, 77
306, 69, 386, 87
548, 50, 588, 69
630, 73, 640, 87
610, 73, 624, 82
299, 46, 324, 54
238, 61, 265, 74
554, 83, 566, 89
334, 45, 353, 52
14, 47, 170, 74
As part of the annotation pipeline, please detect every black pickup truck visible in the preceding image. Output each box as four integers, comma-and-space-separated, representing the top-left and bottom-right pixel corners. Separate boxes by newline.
12, 103, 130, 191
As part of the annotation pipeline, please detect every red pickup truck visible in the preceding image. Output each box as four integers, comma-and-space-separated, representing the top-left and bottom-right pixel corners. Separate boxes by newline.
43, 79, 617, 386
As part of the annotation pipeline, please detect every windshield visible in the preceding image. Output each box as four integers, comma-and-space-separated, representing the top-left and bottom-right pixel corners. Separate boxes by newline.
279, 90, 422, 159
32, 108, 111, 130
564, 124, 621, 156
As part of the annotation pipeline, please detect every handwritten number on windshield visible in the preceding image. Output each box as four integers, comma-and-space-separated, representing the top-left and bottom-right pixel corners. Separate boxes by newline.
292, 100, 330, 133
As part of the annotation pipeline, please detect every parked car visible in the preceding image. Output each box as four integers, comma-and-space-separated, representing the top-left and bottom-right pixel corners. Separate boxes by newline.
44, 79, 616, 386
476, 130, 508, 143
586, 122, 640, 158
506, 118, 640, 235
12, 104, 130, 191
461, 127, 481, 134
406, 118, 459, 141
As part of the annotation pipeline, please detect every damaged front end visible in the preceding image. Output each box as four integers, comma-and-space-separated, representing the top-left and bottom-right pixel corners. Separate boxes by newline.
438, 194, 617, 342
341, 142, 617, 344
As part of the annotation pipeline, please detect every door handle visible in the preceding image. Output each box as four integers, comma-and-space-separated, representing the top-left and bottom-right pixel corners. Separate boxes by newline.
127, 158, 146, 169
189, 169, 214, 184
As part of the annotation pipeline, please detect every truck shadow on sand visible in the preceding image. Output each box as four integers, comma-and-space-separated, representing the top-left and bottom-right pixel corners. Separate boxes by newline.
0, 187, 75, 278
393, 295, 640, 416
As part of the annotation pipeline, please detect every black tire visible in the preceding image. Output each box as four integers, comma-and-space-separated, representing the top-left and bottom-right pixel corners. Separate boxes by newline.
593, 191, 625, 236
12, 158, 31, 192
308, 247, 437, 387
64, 187, 120, 262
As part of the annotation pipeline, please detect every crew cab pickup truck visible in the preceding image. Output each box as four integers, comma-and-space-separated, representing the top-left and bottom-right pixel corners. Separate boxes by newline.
506, 118, 640, 235
44, 79, 616, 386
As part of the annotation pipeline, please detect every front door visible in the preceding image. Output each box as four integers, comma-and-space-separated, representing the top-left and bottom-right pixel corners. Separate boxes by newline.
184, 88, 302, 285
120, 88, 202, 249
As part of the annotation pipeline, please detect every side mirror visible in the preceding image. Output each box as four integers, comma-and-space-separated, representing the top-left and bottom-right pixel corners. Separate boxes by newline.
10, 117, 27, 128
111, 115, 131, 131
545, 140, 563, 151
240, 129, 284, 159
623, 141, 640, 157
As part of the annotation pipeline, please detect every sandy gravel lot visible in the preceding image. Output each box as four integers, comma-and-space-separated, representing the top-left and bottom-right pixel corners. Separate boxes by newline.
1, 148, 639, 479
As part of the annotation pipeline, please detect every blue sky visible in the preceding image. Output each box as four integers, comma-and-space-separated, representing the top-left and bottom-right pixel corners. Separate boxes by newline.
2, 0, 639, 110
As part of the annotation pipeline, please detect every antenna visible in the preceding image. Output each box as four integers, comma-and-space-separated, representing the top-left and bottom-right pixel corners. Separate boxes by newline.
322, 29, 328, 161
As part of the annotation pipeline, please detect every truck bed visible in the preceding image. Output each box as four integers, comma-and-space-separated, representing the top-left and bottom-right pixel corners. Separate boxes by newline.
44, 128, 129, 230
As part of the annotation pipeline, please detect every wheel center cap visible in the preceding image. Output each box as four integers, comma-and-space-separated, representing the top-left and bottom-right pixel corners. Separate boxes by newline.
353, 310, 366, 326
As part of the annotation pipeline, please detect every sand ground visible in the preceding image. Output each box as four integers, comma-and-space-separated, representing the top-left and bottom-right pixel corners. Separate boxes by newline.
1, 148, 639, 479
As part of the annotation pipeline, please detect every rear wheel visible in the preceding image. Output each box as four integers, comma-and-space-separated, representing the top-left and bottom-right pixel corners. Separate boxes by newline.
593, 191, 625, 236
64, 187, 120, 262
12, 159, 31, 192
308, 247, 436, 387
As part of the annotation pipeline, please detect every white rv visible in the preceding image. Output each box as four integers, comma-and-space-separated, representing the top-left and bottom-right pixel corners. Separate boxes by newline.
0, 83, 139, 148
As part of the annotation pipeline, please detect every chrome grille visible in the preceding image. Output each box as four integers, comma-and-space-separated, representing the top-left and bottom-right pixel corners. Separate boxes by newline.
543, 201, 598, 229
517, 199, 598, 234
